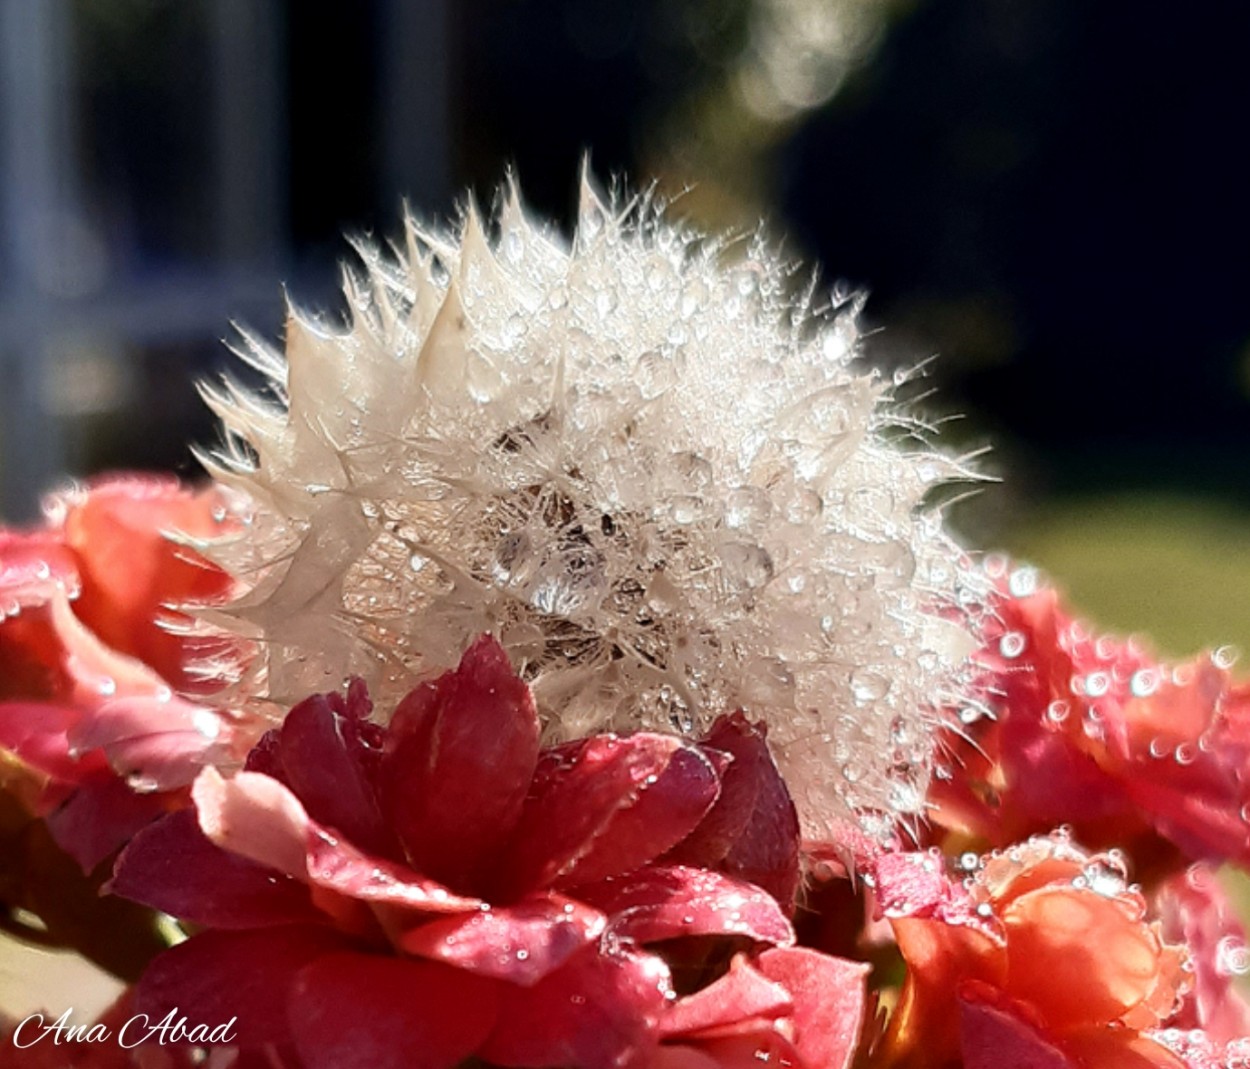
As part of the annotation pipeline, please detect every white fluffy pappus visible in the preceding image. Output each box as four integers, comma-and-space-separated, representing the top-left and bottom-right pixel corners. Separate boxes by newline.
198, 174, 988, 841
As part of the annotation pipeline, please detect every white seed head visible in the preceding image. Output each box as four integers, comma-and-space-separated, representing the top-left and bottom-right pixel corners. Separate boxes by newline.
199, 174, 987, 840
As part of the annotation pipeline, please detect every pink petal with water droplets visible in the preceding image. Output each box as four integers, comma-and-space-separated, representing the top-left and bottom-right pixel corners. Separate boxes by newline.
500, 735, 720, 898
193, 767, 310, 878
109, 809, 321, 927
381, 635, 540, 890
576, 865, 794, 947
660, 955, 792, 1040
400, 892, 606, 986
276, 691, 390, 855
479, 945, 672, 1069
303, 823, 481, 914
757, 947, 869, 1069
668, 714, 800, 912
68, 695, 226, 790
0, 701, 102, 782
290, 952, 500, 1069
134, 925, 353, 1049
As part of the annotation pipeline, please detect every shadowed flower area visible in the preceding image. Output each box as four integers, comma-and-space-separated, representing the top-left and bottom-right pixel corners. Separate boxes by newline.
109, 635, 869, 1069
0, 475, 240, 871
927, 562, 1250, 879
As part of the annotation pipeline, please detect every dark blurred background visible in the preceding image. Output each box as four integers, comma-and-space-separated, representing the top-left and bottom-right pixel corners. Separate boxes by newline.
3, 0, 1250, 653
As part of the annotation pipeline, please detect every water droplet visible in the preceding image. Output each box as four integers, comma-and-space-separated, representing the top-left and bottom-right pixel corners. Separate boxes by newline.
636, 349, 677, 399
725, 486, 772, 532
1046, 700, 1070, 725
1130, 669, 1159, 697
1008, 566, 1039, 598
1175, 742, 1196, 765
850, 669, 890, 704
1217, 937, 1250, 976
998, 631, 1027, 658
719, 542, 774, 592
1214, 645, 1240, 670
96, 676, 117, 697
1084, 672, 1110, 698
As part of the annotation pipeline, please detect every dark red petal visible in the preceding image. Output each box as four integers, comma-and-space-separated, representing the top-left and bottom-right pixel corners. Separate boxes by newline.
134, 925, 352, 1049
756, 948, 869, 1069
109, 809, 320, 928
671, 714, 801, 912
381, 635, 539, 889
400, 892, 606, 986
501, 735, 721, 898
576, 865, 794, 947
277, 692, 390, 855
290, 952, 500, 1069
660, 955, 792, 1040
479, 945, 672, 1069
958, 984, 1078, 1069
304, 823, 481, 913
46, 775, 171, 872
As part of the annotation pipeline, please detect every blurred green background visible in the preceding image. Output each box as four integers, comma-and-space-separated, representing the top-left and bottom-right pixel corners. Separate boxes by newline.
3, 0, 1250, 656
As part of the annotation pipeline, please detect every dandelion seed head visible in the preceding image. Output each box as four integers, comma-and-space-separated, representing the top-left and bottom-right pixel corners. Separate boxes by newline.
199, 174, 988, 839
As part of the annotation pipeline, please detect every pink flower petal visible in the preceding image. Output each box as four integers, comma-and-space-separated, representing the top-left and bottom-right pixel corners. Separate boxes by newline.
134, 925, 353, 1049
193, 767, 310, 878
303, 824, 482, 913
756, 947, 869, 1069
669, 714, 800, 912
68, 695, 226, 790
479, 945, 673, 1069
500, 735, 721, 898
46, 774, 173, 871
0, 701, 100, 783
109, 809, 321, 928
399, 892, 606, 986
672, 1031, 805, 1069
958, 984, 1078, 1069
276, 689, 390, 855
290, 952, 501, 1069
575, 865, 794, 947
381, 635, 540, 890
660, 955, 792, 1040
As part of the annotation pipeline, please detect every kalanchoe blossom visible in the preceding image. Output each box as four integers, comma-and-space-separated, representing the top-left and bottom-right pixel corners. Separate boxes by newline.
871, 831, 1190, 1069
1156, 864, 1250, 1046
0, 476, 242, 869
108, 635, 841, 1069
198, 174, 986, 840
928, 562, 1250, 872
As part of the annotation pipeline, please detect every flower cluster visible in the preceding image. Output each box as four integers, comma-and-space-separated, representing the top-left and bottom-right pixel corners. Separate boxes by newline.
3, 181, 1250, 1069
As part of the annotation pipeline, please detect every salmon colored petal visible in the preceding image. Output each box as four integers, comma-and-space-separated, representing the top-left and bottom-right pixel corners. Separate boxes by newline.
660, 955, 792, 1040
500, 734, 720, 898
134, 925, 353, 1049
479, 945, 672, 1069
680, 1032, 805, 1069
399, 892, 606, 985
109, 809, 320, 928
1003, 886, 1166, 1029
381, 635, 539, 889
575, 865, 794, 947
303, 823, 481, 913
277, 691, 390, 855
60, 476, 235, 689
290, 952, 500, 1069
193, 767, 310, 878
756, 948, 869, 1069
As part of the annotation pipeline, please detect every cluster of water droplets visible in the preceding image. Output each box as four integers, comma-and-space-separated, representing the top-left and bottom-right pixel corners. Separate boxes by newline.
198, 175, 988, 841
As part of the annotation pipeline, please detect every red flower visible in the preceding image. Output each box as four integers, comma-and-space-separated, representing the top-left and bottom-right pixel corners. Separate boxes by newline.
0, 476, 240, 869
654, 947, 869, 1069
928, 571, 1250, 873
872, 833, 1189, 1069
110, 636, 817, 1069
